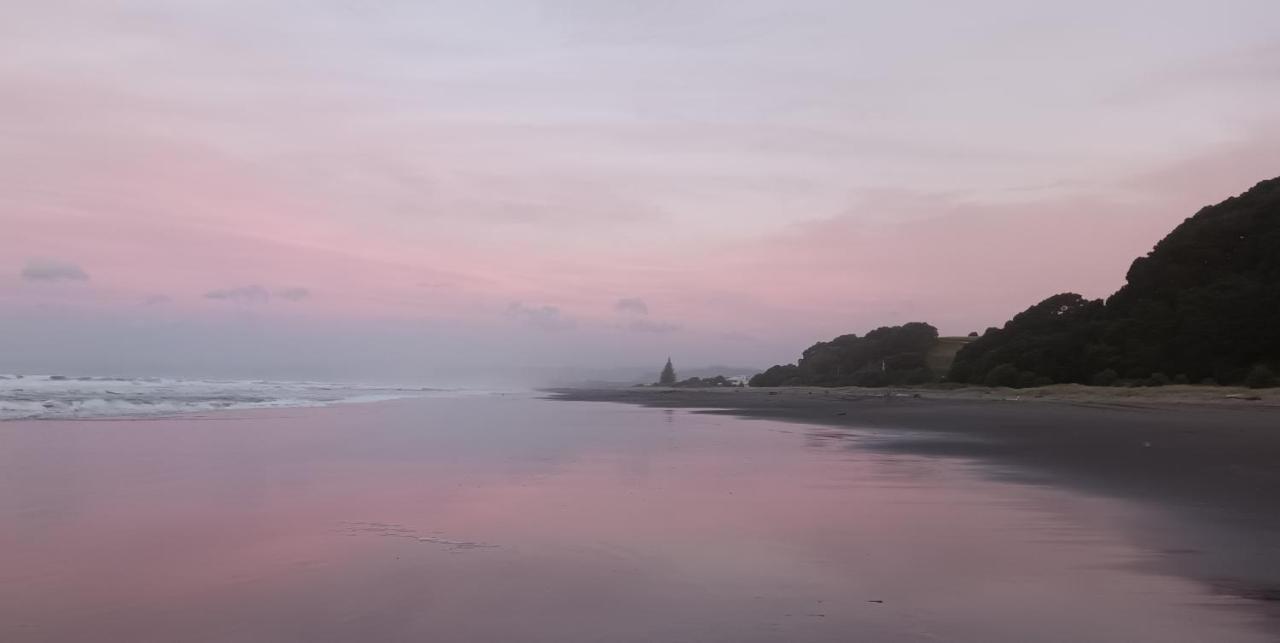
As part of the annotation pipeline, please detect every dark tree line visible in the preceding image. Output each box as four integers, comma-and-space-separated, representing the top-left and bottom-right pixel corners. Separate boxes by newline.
750, 323, 939, 387
669, 375, 742, 388
747, 177, 1278, 389
950, 176, 1280, 388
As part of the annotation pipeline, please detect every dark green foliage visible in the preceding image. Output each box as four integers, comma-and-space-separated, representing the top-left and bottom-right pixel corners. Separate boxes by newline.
1014, 371, 1053, 388
1091, 369, 1119, 386
749, 364, 801, 387
950, 293, 1105, 386
671, 375, 741, 388
950, 177, 1280, 386
983, 364, 1019, 387
658, 358, 677, 385
1246, 365, 1279, 389
904, 367, 936, 385
750, 323, 939, 387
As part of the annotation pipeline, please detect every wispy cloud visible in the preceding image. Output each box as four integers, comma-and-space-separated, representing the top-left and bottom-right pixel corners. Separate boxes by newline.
507, 302, 576, 331
204, 285, 271, 303
615, 297, 649, 315
274, 287, 311, 301
612, 297, 679, 332
627, 318, 680, 334
204, 285, 311, 304
21, 258, 89, 282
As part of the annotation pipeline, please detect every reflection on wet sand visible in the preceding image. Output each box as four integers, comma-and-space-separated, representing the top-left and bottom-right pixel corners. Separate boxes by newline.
0, 395, 1272, 642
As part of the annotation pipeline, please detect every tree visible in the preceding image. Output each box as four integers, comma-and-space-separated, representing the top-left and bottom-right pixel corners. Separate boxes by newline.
1091, 369, 1119, 387
1246, 365, 1279, 389
749, 364, 801, 387
949, 293, 1104, 385
950, 177, 1280, 386
659, 358, 677, 385
750, 323, 940, 387
983, 363, 1019, 388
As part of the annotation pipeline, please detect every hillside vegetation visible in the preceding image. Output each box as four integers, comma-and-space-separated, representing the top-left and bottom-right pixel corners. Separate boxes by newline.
951, 177, 1280, 387
750, 323, 941, 387
751, 177, 1279, 389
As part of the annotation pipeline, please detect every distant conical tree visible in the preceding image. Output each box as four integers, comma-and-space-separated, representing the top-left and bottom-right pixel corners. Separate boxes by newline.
659, 358, 677, 385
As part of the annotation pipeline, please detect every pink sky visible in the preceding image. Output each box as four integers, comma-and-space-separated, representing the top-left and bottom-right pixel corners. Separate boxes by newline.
3, 1, 1279, 383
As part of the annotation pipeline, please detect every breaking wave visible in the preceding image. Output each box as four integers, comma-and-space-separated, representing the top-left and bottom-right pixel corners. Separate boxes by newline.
0, 374, 450, 420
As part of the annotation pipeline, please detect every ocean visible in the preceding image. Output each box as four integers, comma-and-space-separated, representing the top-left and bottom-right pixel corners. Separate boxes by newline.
0, 373, 460, 420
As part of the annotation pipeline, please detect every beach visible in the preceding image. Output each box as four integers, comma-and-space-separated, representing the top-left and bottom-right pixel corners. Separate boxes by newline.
0, 392, 1276, 641
553, 386, 1280, 610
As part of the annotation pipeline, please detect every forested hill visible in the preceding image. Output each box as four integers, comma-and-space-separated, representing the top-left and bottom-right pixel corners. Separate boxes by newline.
750, 323, 941, 387
950, 176, 1280, 387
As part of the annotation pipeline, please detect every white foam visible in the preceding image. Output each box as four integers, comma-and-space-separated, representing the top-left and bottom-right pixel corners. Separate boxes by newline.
0, 374, 457, 420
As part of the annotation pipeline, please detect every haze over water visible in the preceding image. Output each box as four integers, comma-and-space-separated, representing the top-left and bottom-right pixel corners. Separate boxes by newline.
0, 395, 1268, 642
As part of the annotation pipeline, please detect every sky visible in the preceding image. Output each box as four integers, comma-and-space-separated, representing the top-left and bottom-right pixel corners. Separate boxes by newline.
3, 0, 1279, 384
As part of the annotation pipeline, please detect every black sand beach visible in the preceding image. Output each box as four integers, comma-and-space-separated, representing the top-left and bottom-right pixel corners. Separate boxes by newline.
552, 386, 1280, 612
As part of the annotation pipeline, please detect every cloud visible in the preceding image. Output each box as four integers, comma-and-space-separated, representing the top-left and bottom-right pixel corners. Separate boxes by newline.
627, 318, 680, 334
507, 302, 576, 331
21, 258, 89, 282
614, 297, 649, 315
142, 294, 172, 305
274, 286, 311, 301
204, 285, 271, 303
612, 298, 677, 332
204, 285, 311, 303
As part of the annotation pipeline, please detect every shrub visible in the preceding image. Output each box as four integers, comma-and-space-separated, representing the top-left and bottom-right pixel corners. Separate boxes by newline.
1125, 367, 1149, 380
903, 367, 934, 386
1091, 369, 1119, 387
1016, 371, 1039, 389
1245, 365, 1279, 389
851, 371, 888, 388
984, 363, 1019, 388
1149, 372, 1171, 386
749, 364, 801, 387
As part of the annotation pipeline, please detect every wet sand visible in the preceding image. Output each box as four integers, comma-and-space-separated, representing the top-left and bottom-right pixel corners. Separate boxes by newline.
3, 394, 1278, 641
552, 387, 1280, 611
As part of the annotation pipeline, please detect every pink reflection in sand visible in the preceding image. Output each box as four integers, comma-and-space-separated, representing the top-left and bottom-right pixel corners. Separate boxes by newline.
0, 397, 1270, 642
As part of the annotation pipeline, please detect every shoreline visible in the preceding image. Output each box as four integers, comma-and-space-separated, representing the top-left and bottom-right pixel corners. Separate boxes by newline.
555, 382, 1280, 407
549, 385, 1280, 615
